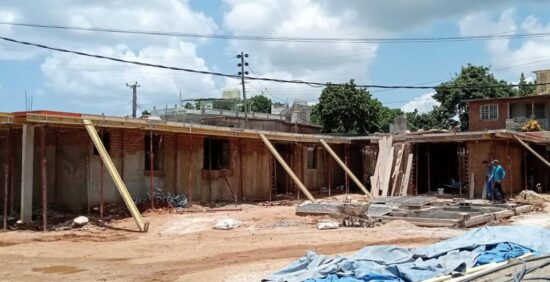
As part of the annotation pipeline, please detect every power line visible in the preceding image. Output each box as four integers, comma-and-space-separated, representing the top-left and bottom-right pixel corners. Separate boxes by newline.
2, 21, 550, 44
2, 36, 550, 90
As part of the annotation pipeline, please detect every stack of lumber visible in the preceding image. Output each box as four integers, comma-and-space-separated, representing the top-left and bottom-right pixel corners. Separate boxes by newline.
370, 138, 414, 197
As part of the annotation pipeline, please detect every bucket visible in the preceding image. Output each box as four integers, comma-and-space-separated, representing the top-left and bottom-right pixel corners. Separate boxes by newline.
437, 188, 444, 195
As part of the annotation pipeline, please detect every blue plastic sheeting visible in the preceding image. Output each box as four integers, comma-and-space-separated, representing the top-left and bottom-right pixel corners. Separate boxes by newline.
264, 226, 550, 282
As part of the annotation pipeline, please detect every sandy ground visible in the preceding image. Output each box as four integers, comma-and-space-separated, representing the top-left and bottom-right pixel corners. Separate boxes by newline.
0, 199, 547, 282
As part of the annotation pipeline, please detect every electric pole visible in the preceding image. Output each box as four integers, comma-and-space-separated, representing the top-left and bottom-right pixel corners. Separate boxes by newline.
126, 81, 141, 118
236, 52, 249, 128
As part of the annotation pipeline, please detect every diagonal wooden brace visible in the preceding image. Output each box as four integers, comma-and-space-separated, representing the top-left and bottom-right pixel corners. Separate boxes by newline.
83, 119, 149, 232
259, 134, 316, 203
320, 139, 372, 198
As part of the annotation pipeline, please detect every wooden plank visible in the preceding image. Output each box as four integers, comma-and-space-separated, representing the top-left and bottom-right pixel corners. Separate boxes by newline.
469, 173, 475, 199
514, 135, 550, 168
83, 119, 149, 232
259, 134, 316, 203
399, 154, 413, 196
380, 137, 394, 196
390, 144, 405, 196
319, 139, 371, 198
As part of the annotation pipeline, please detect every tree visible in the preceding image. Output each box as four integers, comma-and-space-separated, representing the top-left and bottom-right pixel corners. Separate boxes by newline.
310, 104, 321, 125
316, 80, 383, 134
518, 72, 536, 97
433, 64, 515, 131
247, 95, 272, 113
184, 102, 194, 109
406, 106, 455, 131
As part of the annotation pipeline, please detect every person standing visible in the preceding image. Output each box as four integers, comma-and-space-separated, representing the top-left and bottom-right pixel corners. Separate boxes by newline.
491, 159, 506, 203
482, 160, 494, 200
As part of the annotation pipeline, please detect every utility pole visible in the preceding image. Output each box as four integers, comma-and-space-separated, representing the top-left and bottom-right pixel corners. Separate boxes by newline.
126, 81, 141, 118
236, 52, 249, 128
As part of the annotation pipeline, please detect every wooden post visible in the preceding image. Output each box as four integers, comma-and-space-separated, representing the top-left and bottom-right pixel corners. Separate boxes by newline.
187, 137, 193, 203
149, 131, 155, 209
83, 120, 149, 232
345, 143, 350, 195
174, 134, 178, 195
99, 130, 104, 219
121, 130, 124, 181
208, 138, 212, 202
259, 134, 315, 203
3, 164, 7, 231
328, 154, 332, 197
319, 139, 371, 197
40, 126, 47, 231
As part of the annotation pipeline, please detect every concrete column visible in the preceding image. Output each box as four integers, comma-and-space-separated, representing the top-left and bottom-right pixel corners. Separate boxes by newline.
20, 124, 35, 222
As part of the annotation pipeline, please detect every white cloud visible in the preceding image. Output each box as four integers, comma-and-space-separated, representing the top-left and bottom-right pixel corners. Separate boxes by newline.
401, 92, 439, 113
41, 40, 216, 113
459, 9, 550, 78
1, 0, 219, 114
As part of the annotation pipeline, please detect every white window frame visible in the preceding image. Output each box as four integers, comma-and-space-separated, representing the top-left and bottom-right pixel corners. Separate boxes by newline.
480, 104, 498, 121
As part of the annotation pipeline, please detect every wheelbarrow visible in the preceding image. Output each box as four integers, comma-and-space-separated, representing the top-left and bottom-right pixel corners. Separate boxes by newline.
338, 203, 372, 228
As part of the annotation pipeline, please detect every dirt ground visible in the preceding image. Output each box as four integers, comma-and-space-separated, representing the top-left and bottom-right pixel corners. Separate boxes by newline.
0, 198, 547, 282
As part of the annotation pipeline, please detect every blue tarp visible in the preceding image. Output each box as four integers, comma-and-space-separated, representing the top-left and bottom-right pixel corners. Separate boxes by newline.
265, 226, 550, 282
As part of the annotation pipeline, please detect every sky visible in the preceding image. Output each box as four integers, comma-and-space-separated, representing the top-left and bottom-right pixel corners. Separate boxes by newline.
1, 0, 550, 116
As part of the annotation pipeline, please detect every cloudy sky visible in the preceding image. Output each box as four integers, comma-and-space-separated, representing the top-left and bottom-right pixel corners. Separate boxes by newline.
1, 0, 550, 115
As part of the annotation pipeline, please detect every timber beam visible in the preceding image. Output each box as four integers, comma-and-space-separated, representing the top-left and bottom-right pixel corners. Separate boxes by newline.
319, 139, 372, 198
24, 113, 351, 144
259, 134, 316, 203
83, 119, 149, 232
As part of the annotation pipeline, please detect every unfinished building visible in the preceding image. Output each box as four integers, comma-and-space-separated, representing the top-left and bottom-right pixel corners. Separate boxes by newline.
1, 111, 549, 228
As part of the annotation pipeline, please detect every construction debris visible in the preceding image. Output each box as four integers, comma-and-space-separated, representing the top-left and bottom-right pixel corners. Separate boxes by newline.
135, 187, 189, 209
213, 218, 240, 230
72, 216, 89, 228
515, 190, 548, 204
316, 220, 339, 230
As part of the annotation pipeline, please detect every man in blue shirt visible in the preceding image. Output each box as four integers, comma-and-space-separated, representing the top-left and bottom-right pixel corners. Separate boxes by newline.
491, 159, 506, 203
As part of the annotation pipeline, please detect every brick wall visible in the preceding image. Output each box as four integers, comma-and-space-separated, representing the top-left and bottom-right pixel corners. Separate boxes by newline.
468, 100, 507, 131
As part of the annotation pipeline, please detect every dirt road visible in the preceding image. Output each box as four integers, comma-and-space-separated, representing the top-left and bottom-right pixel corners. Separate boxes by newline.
0, 204, 463, 281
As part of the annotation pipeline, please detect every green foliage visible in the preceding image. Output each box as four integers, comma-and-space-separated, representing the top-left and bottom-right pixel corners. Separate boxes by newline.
184, 102, 194, 109
248, 95, 272, 113
405, 106, 455, 131
378, 108, 404, 133
213, 100, 234, 110
310, 104, 321, 125
432, 64, 515, 131
316, 80, 383, 134
518, 72, 536, 97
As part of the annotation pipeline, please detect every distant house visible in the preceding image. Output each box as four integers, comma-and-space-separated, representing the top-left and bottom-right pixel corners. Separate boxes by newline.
467, 95, 550, 131
467, 69, 550, 131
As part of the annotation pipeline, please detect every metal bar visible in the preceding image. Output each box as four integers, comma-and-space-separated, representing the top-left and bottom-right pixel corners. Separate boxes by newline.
41, 126, 47, 231
319, 139, 371, 198
149, 131, 154, 209
259, 134, 315, 203
83, 119, 149, 232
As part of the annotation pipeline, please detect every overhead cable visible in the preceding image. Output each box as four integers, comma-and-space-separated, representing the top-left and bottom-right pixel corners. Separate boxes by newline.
1, 36, 549, 90
1, 22, 550, 44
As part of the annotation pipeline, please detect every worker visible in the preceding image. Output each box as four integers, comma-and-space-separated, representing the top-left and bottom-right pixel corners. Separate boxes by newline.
491, 159, 506, 203
482, 160, 494, 200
